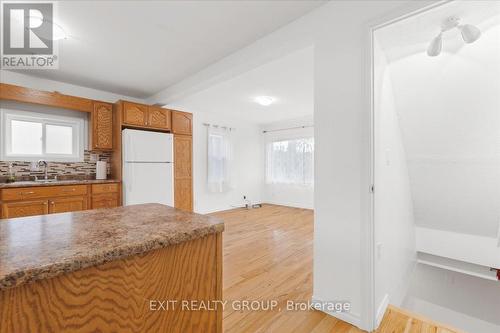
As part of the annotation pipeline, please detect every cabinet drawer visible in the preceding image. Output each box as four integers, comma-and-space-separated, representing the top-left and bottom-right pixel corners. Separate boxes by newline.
92, 193, 119, 209
0, 185, 87, 201
1, 200, 49, 219
92, 183, 119, 194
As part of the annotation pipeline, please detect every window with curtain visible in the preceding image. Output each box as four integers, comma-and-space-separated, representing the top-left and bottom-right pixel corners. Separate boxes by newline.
266, 137, 314, 186
207, 126, 233, 192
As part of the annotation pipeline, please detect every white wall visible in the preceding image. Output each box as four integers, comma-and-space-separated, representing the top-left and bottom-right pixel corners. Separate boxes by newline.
383, 19, 500, 238
373, 37, 416, 324
261, 116, 314, 209
375, 10, 500, 332
151, 1, 432, 329
167, 106, 264, 214
403, 264, 500, 333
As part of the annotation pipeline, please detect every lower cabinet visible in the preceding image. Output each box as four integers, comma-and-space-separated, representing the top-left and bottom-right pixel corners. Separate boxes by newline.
90, 183, 119, 209
49, 196, 88, 214
1, 200, 48, 219
0, 183, 121, 219
92, 194, 119, 209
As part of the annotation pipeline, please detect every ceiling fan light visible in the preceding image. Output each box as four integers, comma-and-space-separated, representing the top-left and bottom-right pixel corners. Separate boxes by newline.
459, 24, 481, 43
427, 33, 442, 57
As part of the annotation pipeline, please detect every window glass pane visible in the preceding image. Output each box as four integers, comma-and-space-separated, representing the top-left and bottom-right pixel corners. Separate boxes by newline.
11, 120, 42, 154
266, 137, 314, 185
46, 124, 73, 154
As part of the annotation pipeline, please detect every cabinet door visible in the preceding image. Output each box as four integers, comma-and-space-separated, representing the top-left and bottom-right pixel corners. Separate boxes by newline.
49, 196, 88, 214
174, 135, 193, 211
174, 135, 192, 178
148, 106, 171, 130
171, 111, 193, 135
123, 102, 148, 126
91, 102, 113, 150
174, 178, 192, 211
92, 193, 119, 209
1, 200, 48, 219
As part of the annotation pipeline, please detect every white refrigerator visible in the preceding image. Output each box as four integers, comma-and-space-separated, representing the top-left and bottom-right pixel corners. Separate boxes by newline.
122, 129, 174, 206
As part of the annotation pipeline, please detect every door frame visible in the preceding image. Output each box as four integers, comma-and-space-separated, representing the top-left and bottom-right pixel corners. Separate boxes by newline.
361, 1, 452, 330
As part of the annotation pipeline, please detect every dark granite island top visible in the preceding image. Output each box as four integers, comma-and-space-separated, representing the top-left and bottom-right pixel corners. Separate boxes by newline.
0, 203, 224, 290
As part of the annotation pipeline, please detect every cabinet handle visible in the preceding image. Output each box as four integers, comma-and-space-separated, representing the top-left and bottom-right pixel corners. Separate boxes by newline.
20, 191, 35, 195
63, 188, 76, 192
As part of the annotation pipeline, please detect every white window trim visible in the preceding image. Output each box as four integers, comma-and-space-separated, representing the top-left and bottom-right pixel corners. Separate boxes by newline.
0, 109, 84, 162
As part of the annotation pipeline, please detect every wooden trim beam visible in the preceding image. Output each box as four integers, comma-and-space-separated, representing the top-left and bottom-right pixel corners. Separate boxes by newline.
0, 83, 94, 113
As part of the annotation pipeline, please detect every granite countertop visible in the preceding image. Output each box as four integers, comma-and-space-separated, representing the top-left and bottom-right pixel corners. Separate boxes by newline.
0, 203, 224, 291
0, 179, 120, 189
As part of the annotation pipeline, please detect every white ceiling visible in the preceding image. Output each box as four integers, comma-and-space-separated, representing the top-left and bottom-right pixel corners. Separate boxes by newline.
8, 0, 324, 98
165, 46, 314, 124
376, 0, 500, 63
376, 1, 500, 237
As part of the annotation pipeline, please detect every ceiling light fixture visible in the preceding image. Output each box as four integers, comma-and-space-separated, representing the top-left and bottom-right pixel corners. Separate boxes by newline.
254, 96, 276, 106
427, 16, 481, 57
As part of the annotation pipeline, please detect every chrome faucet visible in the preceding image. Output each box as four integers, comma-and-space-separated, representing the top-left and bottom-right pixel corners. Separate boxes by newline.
37, 160, 48, 181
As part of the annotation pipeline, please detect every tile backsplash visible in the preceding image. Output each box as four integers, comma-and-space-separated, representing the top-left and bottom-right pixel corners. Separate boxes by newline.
0, 150, 112, 180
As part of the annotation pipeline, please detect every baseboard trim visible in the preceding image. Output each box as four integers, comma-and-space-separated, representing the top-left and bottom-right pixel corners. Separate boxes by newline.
376, 294, 389, 327
311, 297, 362, 329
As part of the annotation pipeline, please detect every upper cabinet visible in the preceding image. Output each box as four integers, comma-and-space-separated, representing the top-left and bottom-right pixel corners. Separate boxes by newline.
148, 106, 171, 130
123, 102, 148, 127
122, 102, 171, 131
171, 111, 193, 135
90, 101, 113, 150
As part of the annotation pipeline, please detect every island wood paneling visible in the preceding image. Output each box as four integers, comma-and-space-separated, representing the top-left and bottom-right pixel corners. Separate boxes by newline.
0, 83, 94, 112
0, 233, 223, 333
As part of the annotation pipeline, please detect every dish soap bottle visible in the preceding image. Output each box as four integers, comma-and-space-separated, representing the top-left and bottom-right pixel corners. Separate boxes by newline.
6, 163, 16, 183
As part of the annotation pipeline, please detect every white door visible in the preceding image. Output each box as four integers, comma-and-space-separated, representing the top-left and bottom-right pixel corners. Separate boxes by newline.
123, 162, 174, 206
123, 129, 173, 162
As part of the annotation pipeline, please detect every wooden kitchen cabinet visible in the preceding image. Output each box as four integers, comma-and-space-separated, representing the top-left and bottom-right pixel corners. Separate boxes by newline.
148, 106, 171, 130
90, 101, 113, 150
171, 111, 193, 135
91, 183, 119, 209
1, 200, 48, 219
174, 135, 193, 211
0, 182, 120, 219
121, 101, 171, 130
174, 178, 192, 212
122, 102, 148, 126
49, 196, 88, 214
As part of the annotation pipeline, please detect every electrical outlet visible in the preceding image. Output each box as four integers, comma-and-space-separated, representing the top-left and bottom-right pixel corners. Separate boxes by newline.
90, 153, 99, 162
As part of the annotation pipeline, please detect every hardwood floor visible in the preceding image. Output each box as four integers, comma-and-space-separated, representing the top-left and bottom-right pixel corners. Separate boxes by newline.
212, 204, 463, 333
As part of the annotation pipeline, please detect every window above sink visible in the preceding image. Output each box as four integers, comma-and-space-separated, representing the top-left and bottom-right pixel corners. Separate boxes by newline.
1, 108, 85, 162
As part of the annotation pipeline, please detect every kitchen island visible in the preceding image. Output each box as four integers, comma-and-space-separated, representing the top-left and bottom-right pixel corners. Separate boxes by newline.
0, 203, 224, 333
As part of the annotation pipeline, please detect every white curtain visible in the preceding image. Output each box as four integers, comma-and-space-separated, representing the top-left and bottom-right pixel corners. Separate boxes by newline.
207, 125, 233, 193
266, 137, 314, 186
